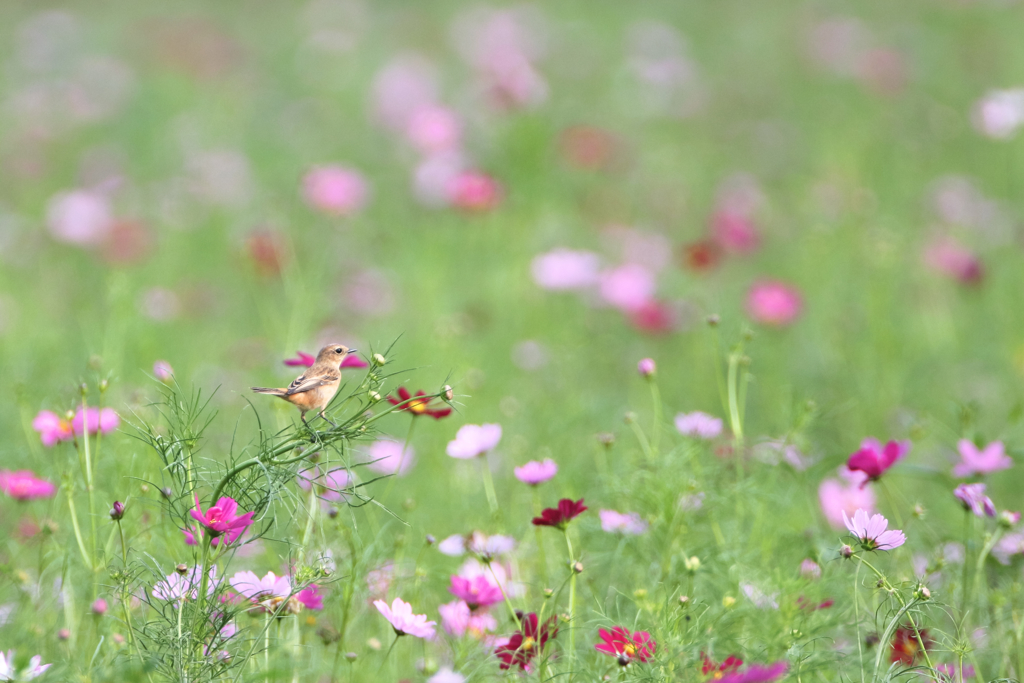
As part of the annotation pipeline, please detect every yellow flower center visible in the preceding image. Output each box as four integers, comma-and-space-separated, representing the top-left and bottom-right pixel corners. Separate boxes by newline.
713, 673, 724, 680
408, 398, 428, 414
624, 644, 636, 656
521, 636, 536, 652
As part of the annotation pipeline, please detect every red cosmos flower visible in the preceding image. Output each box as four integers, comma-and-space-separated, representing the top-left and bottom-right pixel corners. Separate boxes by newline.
891, 626, 932, 665
283, 351, 368, 369
702, 653, 743, 678
846, 438, 910, 484
190, 497, 255, 543
681, 239, 724, 273
387, 387, 452, 419
532, 498, 588, 529
495, 613, 558, 670
595, 626, 656, 665
629, 300, 677, 334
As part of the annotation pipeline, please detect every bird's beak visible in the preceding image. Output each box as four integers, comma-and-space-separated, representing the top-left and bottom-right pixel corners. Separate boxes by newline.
348, 349, 358, 354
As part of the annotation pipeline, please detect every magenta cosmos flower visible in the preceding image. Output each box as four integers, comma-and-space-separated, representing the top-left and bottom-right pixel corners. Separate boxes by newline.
448, 170, 502, 212
438, 531, 515, 558
72, 407, 120, 436
954, 483, 996, 518
595, 626, 656, 665
718, 661, 789, 683
0, 471, 57, 501
674, 412, 723, 439
846, 438, 910, 483
302, 165, 369, 216
32, 410, 73, 446
953, 439, 1011, 477
190, 497, 255, 542
513, 458, 557, 485
599, 510, 647, 535
283, 350, 367, 368
533, 498, 587, 529
843, 509, 906, 551
818, 467, 877, 529
530, 249, 601, 291
448, 574, 503, 610
746, 280, 802, 326
923, 237, 983, 285
446, 423, 502, 459
374, 598, 436, 639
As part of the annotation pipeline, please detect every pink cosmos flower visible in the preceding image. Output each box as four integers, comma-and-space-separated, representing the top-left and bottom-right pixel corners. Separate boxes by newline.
993, 533, 1024, 565
295, 584, 323, 610
530, 249, 601, 290
190, 496, 255, 543
229, 571, 291, 601
152, 566, 220, 602
954, 483, 996, 518
818, 467, 877, 529
46, 189, 114, 246
972, 88, 1024, 140
718, 662, 789, 683
953, 440, 1011, 477
513, 458, 557, 485
599, 264, 656, 312
674, 412, 723, 439
595, 626, 656, 664
374, 597, 436, 639
370, 54, 439, 131
846, 438, 909, 483
0, 650, 51, 680
302, 165, 369, 216
0, 471, 57, 501
406, 104, 462, 154
365, 439, 415, 476
438, 600, 497, 638
800, 559, 822, 580
712, 210, 760, 254
746, 280, 802, 326
843, 509, 906, 551
448, 574, 503, 609
448, 171, 502, 212
283, 351, 368, 368
599, 510, 648, 535
446, 424, 502, 459
628, 300, 679, 335
297, 466, 349, 502
741, 583, 779, 610
72, 407, 120, 436
153, 360, 174, 382
437, 532, 515, 559
429, 668, 467, 683
31, 411, 73, 447
923, 238, 983, 284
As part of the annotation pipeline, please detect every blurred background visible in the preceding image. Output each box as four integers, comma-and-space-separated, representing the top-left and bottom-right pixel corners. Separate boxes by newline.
1, 0, 1023, 521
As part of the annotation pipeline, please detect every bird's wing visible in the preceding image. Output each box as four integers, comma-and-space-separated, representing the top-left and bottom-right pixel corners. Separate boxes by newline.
285, 369, 340, 395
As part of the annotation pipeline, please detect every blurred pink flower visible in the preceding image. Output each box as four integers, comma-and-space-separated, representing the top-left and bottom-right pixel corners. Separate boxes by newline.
449, 574, 503, 609
152, 566, 219, 602
413, 151, 465, 207
302, 165, 369, 216
153, 360, 174, 383
46, 189, 114, 246
374, 597, 436, 639
818, 466, 877, 530
637, 358, 656, 377
718, 662, 788, 683
371, 54, 439, 131
0, 650, 51, 680
599, 264, 656, 312
954, 483, 996, 518
406, 105, 462, 155
628, 300, 678, 335
31, 410, 73, 447
800, 559, 821, 580
923, 237, 983, 284
514, 458, 557, 485
936, 663, 975, 682
446, 424, 502, 459
297, 466, 349, 503
953, 439, 1011, 477
438, 600, 497, 637
295, 584, 323, 610
674, 412, 723, 439
366, 439, 415, 476
993, 533, 1024, 564
72, 407, 119, 436
448, 171, 502, 212
741, 583, 779, 609
712, 210, 760, 254
439, 531, 515, 559
972, 88, 1024, 140
746, 281, 802, 326
599, 510, 647, 535
0, 471, 57, 501
531, 249, 601, 290
429, 667, 468, 683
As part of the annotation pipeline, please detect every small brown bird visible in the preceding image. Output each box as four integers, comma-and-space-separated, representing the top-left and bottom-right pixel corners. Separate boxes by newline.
251, 344, 356, 427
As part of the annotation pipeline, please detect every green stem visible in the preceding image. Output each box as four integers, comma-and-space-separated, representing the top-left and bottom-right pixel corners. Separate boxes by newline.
486, 561, 522, 630
565, 530, 577, 676
80, 397, 99, 595
67, 489, 93, 570
853, 561, 865, 683
726, 353, 744, 445
971, 527, 1002, 613
626, 418, 653, 462
480, 455, 499, 515
532, 489, 548, 585
648, 380, 662, 456
858, 555, 935, 678
194, 535, 213, 655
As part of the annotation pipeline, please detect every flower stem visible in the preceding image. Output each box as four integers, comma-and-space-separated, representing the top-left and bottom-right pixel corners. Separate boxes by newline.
857, 555, 935, 678
487, 561, 521, 630
853, 560, 865, 683
626, 418, 653, 462
67, 489, 93, 570
648, 379, 662, 456
726, 352, 744, 446
80, 396, 99, 595
479, 455, 499, 515
532, 489, 548, 585
565, 530, 577, 676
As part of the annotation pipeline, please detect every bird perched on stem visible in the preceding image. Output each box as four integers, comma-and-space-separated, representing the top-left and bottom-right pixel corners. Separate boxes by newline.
252, 344, 356, 427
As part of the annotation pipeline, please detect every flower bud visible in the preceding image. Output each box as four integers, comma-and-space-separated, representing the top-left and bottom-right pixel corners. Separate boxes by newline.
999, 510, 1021, 528
840, 544, 853, 559
327, 507, 339, 519
345, 652, 359, 662
368, 391, 381, 402
543, 588, 554, 598
912, 504, 926, 520
572, 561, 584, 574
367, 638, 381, 651
596, 432, 615, 447
99, 379, 109, 393
425, 534, 436, 546
153, 361, 174, 383
109, 501, 125, 521
623, 411, 637, 425
637, 358, 656, 378
58, 629, 70, 641
442, 385, 454, 401
418, 658, 438, 675
633, 589, 647, 599
706, 314, 720, 327
800, 559, 821, 580
678, 595, 689, 607
92, 598, 108, 615
722, 595, 736, 608
617, 653, 631, 667
913, 584, 931, 601
80, 383, 88, 396
372, 353, 386, 366
684, 556, 701, 573
317, 626, 340, 645
112, 633, 125, 645
139, 483, 149, 494
161, 487, 173, 499
175, 564, 188, 575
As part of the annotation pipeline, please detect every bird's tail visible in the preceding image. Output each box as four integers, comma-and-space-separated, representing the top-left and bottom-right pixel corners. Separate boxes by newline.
251, 386, 287, 396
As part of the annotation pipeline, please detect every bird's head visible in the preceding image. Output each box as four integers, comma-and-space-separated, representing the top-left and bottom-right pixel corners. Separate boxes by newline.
317, 344, 356, 366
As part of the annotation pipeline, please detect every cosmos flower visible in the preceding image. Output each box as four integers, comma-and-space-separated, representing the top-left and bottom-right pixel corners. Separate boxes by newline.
953, 440, 1011, 478
0, 650, 51, 680
972, 88, 1024, 139
446, 424, 502, 459
229, 571, 291, 602
746, 280, 802, 326
0, 471, 57, 501
71, 407, 120, 437
153, 360, 174, 383
532, 498, 588, 529
31, 411, 73, 447
514, 459, 557, 485
405, 104, 462, 154
637, 358, 656, 377
387, 387, 452, 419
674, 412, 723, 439
428, 667, 466, 683
599, 510, 647, 535
890, 626, 932, 664
283, 351, 368, 368
297, 466, 350, 503
190, 497, 255, 542
438, 600, 497, 638
448, 171, 502, 212
818, 466, 877, 529
365, 439, 415, 476
923, 238, 983, 285
702, 653, 743, 677
295, 584, 324, 611
843, 509, 906, 551
846, 438, 910, 483
953, 483, 996, 518
599, 264, 656, 312
46, 189, 114, 246
374, 598, 436, 639
437, 531, 516, 559
718, 662, 789, 683
595, 626, 656, 665
302, 165, 369, 216
152, 566, 220, 602
530, 249, 601, 290
712, 210, 760, 254
800, 559, 822, 580
495, 613, 558, 670
448, 574, 503, 610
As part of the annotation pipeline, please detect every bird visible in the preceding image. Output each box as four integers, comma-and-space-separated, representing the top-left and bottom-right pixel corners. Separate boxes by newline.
251, 344, 357, 427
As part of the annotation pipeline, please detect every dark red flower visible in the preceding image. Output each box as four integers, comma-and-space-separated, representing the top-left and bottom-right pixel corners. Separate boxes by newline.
532, 498, 588, 529
796, 596, 834, 611
891, 626, 932, 665
681, 239, 724, 273
595, 626, 656, 665
284, 351, 368, 369
702, 652, 743, 677
386, 387, 452, 419
495, 613, 558, 670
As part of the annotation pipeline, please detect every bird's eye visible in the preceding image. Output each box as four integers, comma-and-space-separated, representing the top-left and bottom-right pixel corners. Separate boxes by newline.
335, 347, 344, 353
